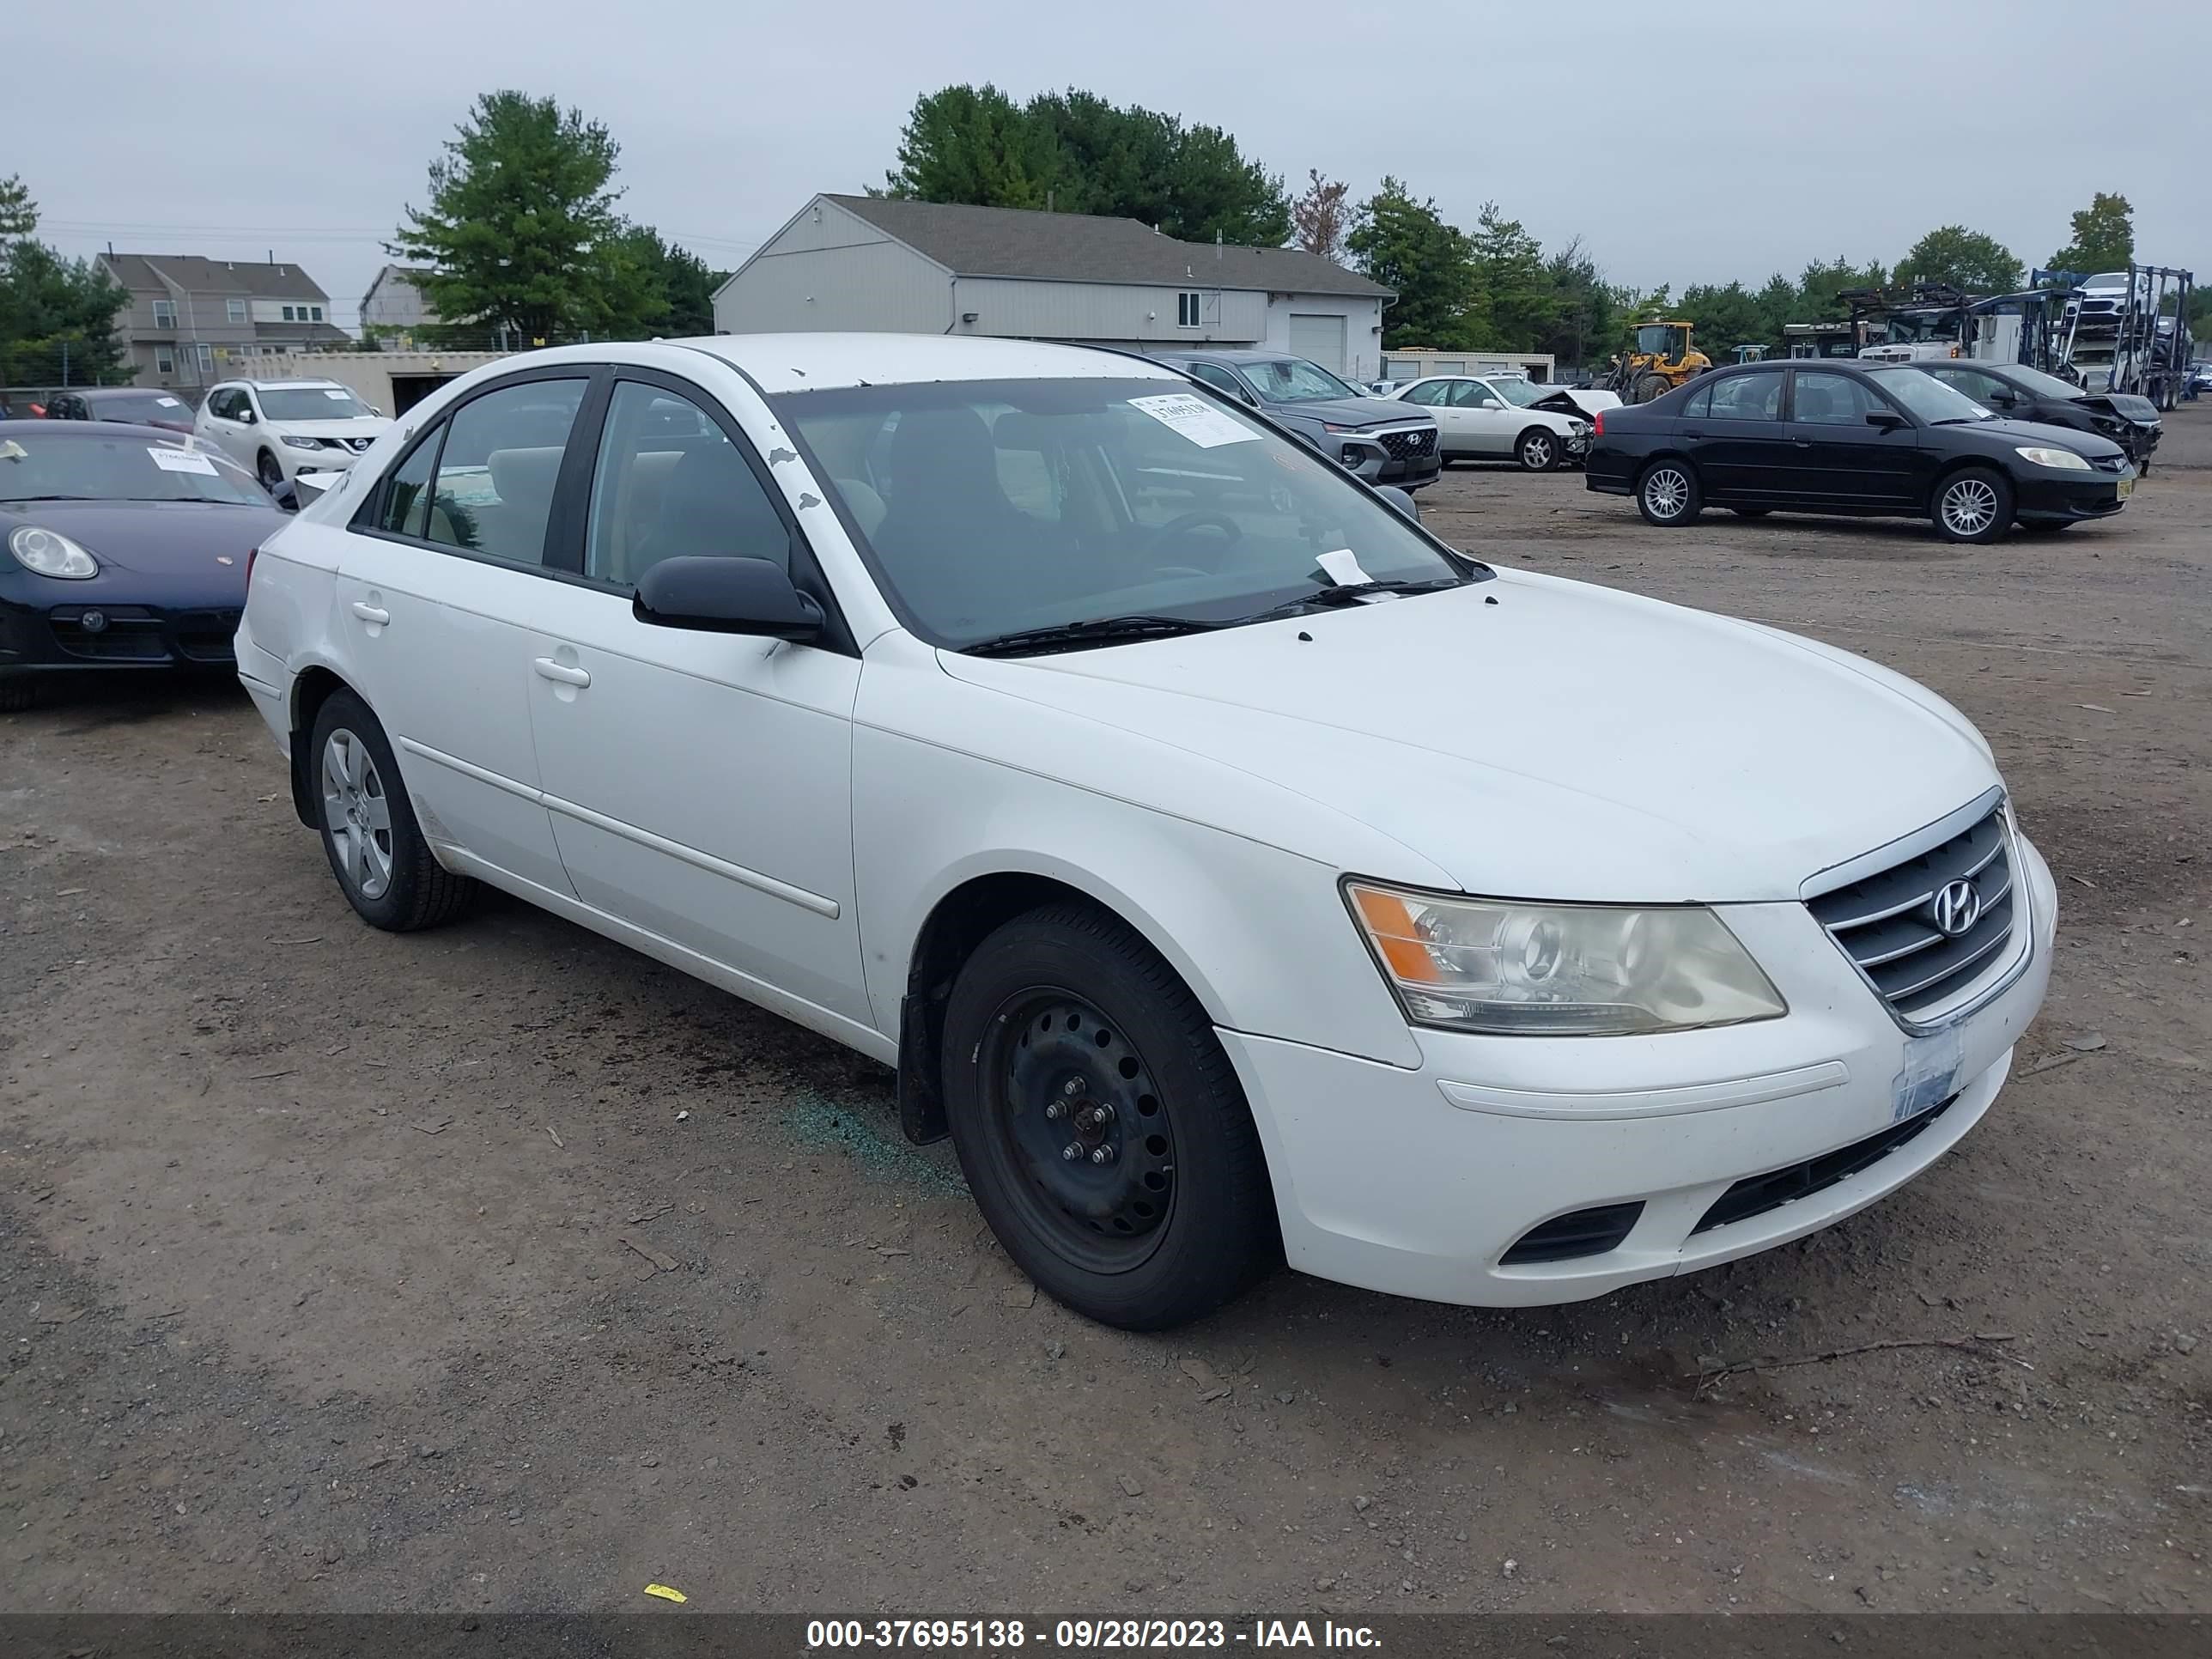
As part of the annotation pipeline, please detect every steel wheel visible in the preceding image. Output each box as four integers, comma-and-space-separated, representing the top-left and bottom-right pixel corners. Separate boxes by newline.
978, 992, 1176, 1275
1518, 431, 1556, 471
1644, 466, 1690, 520
1940, 475, 1999, 538
320, 727, 395, 901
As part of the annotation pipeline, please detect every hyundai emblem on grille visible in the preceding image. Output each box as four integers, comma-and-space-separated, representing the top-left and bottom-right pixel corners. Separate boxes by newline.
1931, 878, 1982, 938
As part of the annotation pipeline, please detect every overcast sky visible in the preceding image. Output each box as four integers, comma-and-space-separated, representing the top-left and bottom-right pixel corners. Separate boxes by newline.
17, 0, 2209, 326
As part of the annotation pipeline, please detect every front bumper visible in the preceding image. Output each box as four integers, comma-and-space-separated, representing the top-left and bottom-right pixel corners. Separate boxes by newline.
283, 447, 366, 477
1218, 831, 2057, 1308
1, 592, 244, 678
2014, 465, 2135, 524
1337, 428, 1443, 490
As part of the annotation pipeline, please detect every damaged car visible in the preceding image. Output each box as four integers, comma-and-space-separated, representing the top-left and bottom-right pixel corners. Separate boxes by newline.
1921, 361, 2162, 473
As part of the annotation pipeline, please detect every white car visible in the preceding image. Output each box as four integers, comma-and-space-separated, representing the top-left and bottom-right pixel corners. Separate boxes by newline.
1384, 374, 1607, 470
194, 379, 392, 492
235, 334, 2055, 1330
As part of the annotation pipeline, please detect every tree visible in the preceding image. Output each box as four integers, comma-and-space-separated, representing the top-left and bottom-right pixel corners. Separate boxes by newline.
1681, 280, 1776, 358
1347, 179, 1476, 349
879, 84, 1291, 246
1894, 225, 2021, 294
1531, 237, 1616, 371
1793, 257, 1887, 320
1466, 202, 1553, 349
0, 174, 34, 240
2048, 191, 2133, 274
609, 227, 726, 337
0, 240, 131, 386
390, 91, 631, 343
1290, 170, 1352, 264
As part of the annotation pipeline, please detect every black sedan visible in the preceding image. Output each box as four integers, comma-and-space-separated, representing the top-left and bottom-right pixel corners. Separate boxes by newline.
1, 421, 286, 710
1585, 362, 2134, 544
1916, 360, 2161, 472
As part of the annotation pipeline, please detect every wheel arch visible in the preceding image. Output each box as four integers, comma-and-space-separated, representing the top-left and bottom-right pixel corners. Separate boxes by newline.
286, 663, 358, 827
894, 867, 1222, 1146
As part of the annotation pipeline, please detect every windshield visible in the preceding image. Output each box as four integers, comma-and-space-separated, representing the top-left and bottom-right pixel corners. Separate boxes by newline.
2001, 364, 2090, 402
257, 386, 374, 422
2084, 272, 2128, 289
1632, 325, 1686, 356
1237, 358, 1360, 403
1867, 368, 1991, 423
94, 392, 196, 424
1492, 380, 1546, 407
0, 433, 268, 504
774, 376, 1474, 649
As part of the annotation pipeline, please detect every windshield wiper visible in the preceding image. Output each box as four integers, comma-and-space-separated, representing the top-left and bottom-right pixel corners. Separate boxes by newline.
1242, 575, 1470, 623
960, 614, 1229, 659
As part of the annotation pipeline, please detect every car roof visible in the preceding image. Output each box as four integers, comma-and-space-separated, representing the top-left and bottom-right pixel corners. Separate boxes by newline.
1149, 347, 1309, 364
0, 417, 206, 439
233, 378, 350, 390
80, 386, 188, 399
673, 332, 1187, 394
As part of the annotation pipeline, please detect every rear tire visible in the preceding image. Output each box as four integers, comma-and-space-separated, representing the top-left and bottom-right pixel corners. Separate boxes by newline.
308, 690, 477, 932
940, 902, 1279, 1330
1515, 428, 1560, 471
1636, 459, 1702, 526
1931, 466, 2013, 544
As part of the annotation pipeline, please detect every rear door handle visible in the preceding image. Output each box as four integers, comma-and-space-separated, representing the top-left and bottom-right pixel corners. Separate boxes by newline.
349, 601, 390, 624
532, 658, 591, 689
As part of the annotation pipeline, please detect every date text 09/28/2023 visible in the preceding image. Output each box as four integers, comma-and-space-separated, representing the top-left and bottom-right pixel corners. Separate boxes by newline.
804, 1618, 1381, 1649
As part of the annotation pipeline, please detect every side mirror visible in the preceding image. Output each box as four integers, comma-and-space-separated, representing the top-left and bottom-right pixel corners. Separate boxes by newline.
634, 556, 823, 641
1864, 409, 1909, 431
1984, 389, 2016, 408
237, 408, 257, 425
1376, 485, 1420, 523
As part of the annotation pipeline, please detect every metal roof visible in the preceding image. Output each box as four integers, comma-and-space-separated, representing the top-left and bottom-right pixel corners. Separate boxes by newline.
822, 195, 1391, 299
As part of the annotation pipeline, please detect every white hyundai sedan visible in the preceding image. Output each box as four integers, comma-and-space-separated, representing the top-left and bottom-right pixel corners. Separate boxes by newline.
235, 334, 2055, 1330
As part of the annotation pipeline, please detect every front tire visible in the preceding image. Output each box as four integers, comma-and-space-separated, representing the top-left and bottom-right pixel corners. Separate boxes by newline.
1637, 459, 1702, 526
309, 690, 477, 931
1931, 466, 2012, 544
940, 902, 1279, 1330
1631, 372, 1673, 405
257, 450, 284, 491
1515, 428, 1560, 471
0, 678, 34, 713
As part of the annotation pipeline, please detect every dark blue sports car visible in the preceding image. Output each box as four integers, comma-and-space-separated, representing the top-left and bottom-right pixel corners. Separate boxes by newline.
1, 419, 288, 709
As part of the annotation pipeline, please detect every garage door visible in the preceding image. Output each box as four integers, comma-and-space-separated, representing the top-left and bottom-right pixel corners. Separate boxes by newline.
1288, 313, 1347, 374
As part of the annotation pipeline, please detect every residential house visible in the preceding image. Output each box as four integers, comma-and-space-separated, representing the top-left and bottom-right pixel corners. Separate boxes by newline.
712, 194, 1395, 383
360, 264, 440, 348
98, 255, 352, 392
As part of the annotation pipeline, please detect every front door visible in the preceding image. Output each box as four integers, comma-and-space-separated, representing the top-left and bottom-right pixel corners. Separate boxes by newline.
1676, 371, 1787, 501
520, 372, 870, 1029
331, 371, 590, 898
1784, 370, 1921, 507
1397, 379, 1460, 451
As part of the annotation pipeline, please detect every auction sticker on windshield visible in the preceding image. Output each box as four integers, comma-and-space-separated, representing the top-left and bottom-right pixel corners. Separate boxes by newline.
148, 447, 218, 475
1127, 392, 1259, 448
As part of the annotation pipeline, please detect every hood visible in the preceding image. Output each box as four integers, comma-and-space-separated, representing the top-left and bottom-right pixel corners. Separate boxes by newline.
2081, 392, 2160, 425
0, 498, 276, 603
1274, 395, 1432, 428
264, 417, 392, 443
938, 574, 2000, 902
1972, 416, 2125, 460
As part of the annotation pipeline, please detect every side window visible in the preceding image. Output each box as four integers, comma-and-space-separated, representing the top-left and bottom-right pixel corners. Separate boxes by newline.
1682, 384, 1712, 418
1449, 381, 1500, 409
427, 379, 587, 565
1792, 372, 1881, 426
582, 380, 787, 587
1184, 363, 1247, 402
1401, 380, 1452, 407
1934, 368, 2002, 405
379, 429, 441, 538
1708, 374, 1784, 420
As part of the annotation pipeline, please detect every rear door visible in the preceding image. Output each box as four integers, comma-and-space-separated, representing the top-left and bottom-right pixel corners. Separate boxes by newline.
1784, 369, 1919, 507
1676, 371, 1786, 500
1397, 379, 1463, 453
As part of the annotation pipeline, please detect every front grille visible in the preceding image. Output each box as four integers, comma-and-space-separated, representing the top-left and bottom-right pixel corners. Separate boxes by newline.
173, 607, 241, 663
1377, 427, 1436, 460
1807, 801, 2018, 1025
1500, 1202, 1644, 1265
1692, 1092, 1959, 1235
2090, 454, 2126, 472
47, 606, 167, 662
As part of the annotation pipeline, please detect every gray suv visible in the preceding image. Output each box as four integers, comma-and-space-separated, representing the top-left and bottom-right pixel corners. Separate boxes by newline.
1150, 349, 1443, 490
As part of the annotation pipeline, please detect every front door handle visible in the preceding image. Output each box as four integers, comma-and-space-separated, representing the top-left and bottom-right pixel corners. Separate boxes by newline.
532, 657, 591, 689
1794, 440, 1814, 448
1680, 428, 1704, 439
349, 601, 390, 625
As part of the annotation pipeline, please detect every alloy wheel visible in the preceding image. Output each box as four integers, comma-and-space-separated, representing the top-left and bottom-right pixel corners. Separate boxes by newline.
1644, 467, 1690, 520
321, 728, 395, 901
1942, 477, 1998, 538
981, 993, 1176, 1273
1522, 434, 1554, 470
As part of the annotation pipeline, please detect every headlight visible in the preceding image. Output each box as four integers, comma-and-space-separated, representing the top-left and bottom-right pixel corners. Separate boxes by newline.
8, 525, 100, 579
2015, 446, 2091, 471
1345, 881, 1786, 1036
282, 434, 325, 450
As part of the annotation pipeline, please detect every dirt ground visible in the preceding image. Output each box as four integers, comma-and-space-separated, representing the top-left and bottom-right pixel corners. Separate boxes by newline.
3, 410, 2208, 1618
